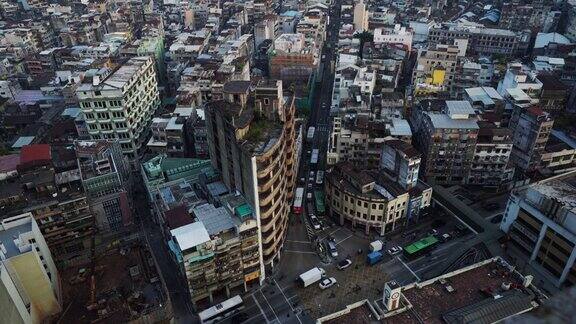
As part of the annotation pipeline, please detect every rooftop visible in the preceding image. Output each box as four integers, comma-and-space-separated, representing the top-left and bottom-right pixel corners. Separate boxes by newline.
525, 171, 576, 213
426, 112, 479, 130
170, 222, 211, 251
0, 217, 33, 259
465, 87, 503, 107
193, 204, 237, 235
386, 257, 544, 324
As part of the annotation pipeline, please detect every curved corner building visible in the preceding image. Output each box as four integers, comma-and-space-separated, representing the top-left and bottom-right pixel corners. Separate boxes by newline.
205, 80, 296, 274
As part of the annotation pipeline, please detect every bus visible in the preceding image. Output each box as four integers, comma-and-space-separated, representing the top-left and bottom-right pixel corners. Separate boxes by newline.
314, 190, 325, 215
310, 149, 319, 165
198, 295, 244, 324
307, 126, 315, 142
315, 171, 324, 185
403, 235, 439, 259
293, 187, 304, 214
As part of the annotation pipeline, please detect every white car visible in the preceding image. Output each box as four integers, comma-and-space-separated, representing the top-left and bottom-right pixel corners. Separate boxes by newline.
319, 277, 337, 289
387, 246, 403, 256
337, 259, 352, 270
307, 192, 313, 200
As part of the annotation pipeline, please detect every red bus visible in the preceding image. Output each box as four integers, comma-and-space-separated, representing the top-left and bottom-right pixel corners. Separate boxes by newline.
293, 187, 304, 214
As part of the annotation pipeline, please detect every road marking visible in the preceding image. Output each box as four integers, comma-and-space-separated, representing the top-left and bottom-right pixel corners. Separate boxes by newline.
242, 313, 266, 324
335, 234, 352, 246
286, 240, 310, 244
274, 279, 303, 324
397, 256, 421, 282
251, 294, 270, 324
283, 250, 317, 254
259, 290, 281, 323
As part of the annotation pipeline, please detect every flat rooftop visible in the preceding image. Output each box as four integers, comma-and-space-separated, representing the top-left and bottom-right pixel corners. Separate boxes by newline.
386, 258, 542, 324
525, 171, 576, 212
0, 221, 32, 259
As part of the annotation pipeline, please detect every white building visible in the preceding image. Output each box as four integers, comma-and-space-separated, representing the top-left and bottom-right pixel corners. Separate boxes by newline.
501, 171, 576, 288
0, 213, 61, 324
77, 56, 160, 165
374, 25, 413, 51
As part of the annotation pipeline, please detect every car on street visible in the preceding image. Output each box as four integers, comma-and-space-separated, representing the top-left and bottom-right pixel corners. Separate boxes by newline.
300, 177, 305, 183
307, 183, 313, 189
319, 277, 337, 289
307, 192, 313, 200
387, 246, 403, 256
337, 259, 352, 270
440, 233, 452, 242
491, 213, 504, 224
429, 229, 438, 236
325, 240, 338, 257
310, 215, 321, 230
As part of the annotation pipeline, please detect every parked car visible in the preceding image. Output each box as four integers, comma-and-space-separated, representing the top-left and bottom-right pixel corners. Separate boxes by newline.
440, 233, 452, 242
310, 215, 321, 230
326, 240, 338, 257
429, 229, 438, 236
491, 213, 504, 224
387, 246, 403, 256
307, 183, 313, 189
319, 277, 337, 289
300, 177, 305, 183
337, 259, 352, 270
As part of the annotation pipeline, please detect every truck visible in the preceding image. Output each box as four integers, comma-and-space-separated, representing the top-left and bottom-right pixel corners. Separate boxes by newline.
369, 240, 384, 253
366, 251, 384, 266
307, 127, 315, 142
299, 267, 325, 287
310, 149, 319, 165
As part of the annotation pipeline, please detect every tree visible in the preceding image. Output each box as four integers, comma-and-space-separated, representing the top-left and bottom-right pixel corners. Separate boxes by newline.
354, 31, 374, 59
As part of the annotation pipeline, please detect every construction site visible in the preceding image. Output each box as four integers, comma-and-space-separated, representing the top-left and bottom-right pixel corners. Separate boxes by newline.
57, 237, 172, 323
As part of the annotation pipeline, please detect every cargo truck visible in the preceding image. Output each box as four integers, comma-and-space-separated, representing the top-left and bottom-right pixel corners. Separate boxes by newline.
299, 267, 325, 287
369, 240, 384, 252
366, 251, 384, 266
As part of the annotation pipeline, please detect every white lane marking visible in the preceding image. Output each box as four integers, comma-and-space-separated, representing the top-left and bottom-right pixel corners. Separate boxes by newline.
259, 290, 281, 323
274, 279, 303, 324
283, 250, 317, 254
397, 256, 421, 282
251, 294, 270, 324
286, 240, 311, 244
335, 234, 352, 246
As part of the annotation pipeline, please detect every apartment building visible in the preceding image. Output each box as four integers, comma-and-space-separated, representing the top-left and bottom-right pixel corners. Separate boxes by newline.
411, 100, 479, 185
169, 192, 261, 306
77, 56, 161, 166
380, 139, 421, 190
331, 62, 376, 114
412, 44, 460, 95
470, 122, 515, 188
509, 106, 554, 172
373, 24, 413, 51
269, 33, 318, 81
327, 116, 388, 169
325, 162, 431, 235
501, 171, 576, 288
428, 23, 530, 56
205, 80, 297, 269
75, 140, 133, 234
0, 213, 61, 324
0, 144, 95, 261
147, 108, 194, 158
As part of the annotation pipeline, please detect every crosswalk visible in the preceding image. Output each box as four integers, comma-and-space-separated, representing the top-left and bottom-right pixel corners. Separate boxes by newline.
302, 215, 315, 239
315, 124, 331, 132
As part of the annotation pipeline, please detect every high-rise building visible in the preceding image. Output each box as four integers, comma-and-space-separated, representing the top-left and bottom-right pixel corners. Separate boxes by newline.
501, 171, 576, 288
509, 106, 554, 172
77, 56, 160, 166
353, 0, 368, 32
0, 213, 62, 324
205, 80, 297, 269
411, 100, 479, 185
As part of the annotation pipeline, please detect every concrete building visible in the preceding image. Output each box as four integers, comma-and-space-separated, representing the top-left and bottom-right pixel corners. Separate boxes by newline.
411, 101, 479, 185
353, 0, 368, 32
373, 25, 413, 51
0, 213, 61, 324
509, 106, 554, 172
269, 33, 317, 81
77, 56, 161, 166
470, 122, 515, 188
501, 171, 576, 288
169, 192, 261, 306
331, 62, 376, 114
325, 162, 431, 235
205, 80, 297, 270
380, 139, 421, 190
75, 140, 133, 234
412, 44, 461, 95
147, 108, 194, 158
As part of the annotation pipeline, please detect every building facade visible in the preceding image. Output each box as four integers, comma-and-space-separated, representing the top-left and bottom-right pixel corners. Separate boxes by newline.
205, 80, 297, 270
501, 171, 576, 288
77, 56, 161, 166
